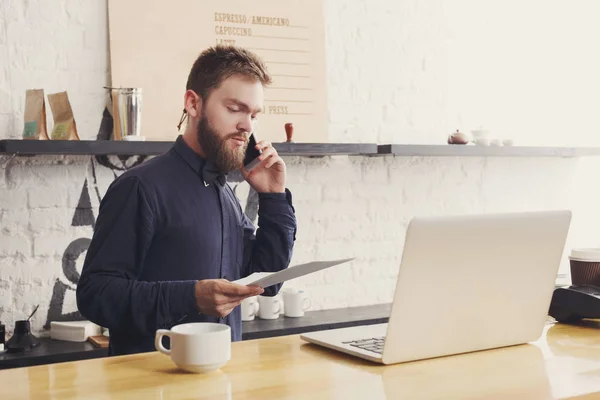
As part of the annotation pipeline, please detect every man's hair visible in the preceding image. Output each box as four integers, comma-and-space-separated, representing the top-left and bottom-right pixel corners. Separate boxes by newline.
186, 45, 272, 101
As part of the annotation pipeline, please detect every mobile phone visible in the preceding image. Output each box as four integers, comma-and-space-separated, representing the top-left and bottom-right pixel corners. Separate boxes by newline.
243, 133, 262, 171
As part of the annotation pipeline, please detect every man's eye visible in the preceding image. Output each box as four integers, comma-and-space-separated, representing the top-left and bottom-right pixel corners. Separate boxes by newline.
228, 107, 239, 112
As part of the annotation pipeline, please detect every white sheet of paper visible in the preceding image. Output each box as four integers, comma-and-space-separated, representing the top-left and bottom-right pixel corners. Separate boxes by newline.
232, 258, 354, 288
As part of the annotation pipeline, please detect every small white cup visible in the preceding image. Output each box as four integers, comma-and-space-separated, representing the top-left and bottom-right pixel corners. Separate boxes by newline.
283, 289, 311, 318
257, 295, 282, 320
155, 322, 231, 373
241, 296, 260, 321
471, 128, 490, 140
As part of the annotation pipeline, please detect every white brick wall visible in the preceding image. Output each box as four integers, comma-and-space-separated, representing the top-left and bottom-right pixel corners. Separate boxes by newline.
2, 0, 600, 336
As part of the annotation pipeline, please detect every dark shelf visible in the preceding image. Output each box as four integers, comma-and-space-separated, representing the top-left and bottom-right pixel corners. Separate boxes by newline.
378, 144, 600, 157
0, 303, 390, 370
0, 139, 171, 156
274, 142, 377, 156
242, 302, 391, 340
0, 337, 107, 370
0, 139, 378, 157
3, 139, 599, 159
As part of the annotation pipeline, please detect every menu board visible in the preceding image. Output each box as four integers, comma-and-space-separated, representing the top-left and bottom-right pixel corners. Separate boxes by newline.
108, 0, 328, 143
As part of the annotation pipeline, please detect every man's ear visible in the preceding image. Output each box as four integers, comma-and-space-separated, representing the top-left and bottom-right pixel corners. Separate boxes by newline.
184, 90, 202, 118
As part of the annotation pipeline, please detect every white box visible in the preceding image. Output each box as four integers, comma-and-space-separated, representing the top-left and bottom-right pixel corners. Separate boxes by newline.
50, 321, 102, 342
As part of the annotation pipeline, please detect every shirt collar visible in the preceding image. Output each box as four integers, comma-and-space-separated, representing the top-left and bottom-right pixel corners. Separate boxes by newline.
172, 135, 227, 186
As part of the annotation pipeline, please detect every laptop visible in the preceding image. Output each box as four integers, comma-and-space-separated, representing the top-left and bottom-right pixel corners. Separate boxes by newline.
300, 210, 572, 364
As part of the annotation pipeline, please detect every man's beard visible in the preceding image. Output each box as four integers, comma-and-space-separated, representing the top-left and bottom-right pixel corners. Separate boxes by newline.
196, 115, 248, 173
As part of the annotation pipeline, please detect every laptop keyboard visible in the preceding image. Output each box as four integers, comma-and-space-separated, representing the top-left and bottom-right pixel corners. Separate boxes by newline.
569, 284, 600, 296
342, 336, 386, 354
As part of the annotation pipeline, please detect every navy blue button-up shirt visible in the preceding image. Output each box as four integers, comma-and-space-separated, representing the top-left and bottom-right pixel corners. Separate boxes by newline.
76, 135, 297, 356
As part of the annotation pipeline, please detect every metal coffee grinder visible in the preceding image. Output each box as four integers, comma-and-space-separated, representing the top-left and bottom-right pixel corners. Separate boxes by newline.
106, 87, 145, 141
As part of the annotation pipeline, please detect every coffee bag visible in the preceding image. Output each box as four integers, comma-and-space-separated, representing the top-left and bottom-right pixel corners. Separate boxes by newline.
47, 91, 80, 140
22, 89, 49, 140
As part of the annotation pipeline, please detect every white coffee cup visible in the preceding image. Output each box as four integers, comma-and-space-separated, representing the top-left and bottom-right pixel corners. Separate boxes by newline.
241, 296, 260, 321
155, 322, 231, 373
283, 289, 311, 318
257, 295, 281, 320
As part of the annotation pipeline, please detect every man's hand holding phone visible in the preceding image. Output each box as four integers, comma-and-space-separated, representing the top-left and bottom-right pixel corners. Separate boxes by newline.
241, 133, 286, 193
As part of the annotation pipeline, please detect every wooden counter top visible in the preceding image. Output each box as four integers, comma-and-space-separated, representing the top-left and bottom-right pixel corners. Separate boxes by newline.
2, 320, 600, 399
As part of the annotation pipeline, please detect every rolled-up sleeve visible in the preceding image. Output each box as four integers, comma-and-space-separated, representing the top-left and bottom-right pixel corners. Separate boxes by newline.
76, 175, 198, 336
242, 189, 297, 296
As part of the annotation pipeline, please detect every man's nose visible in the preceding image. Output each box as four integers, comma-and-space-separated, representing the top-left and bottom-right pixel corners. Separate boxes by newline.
237, 115, 253, 134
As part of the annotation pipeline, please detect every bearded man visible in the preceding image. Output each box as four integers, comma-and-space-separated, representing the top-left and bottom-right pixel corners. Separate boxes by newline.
77, 46, 297, 356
